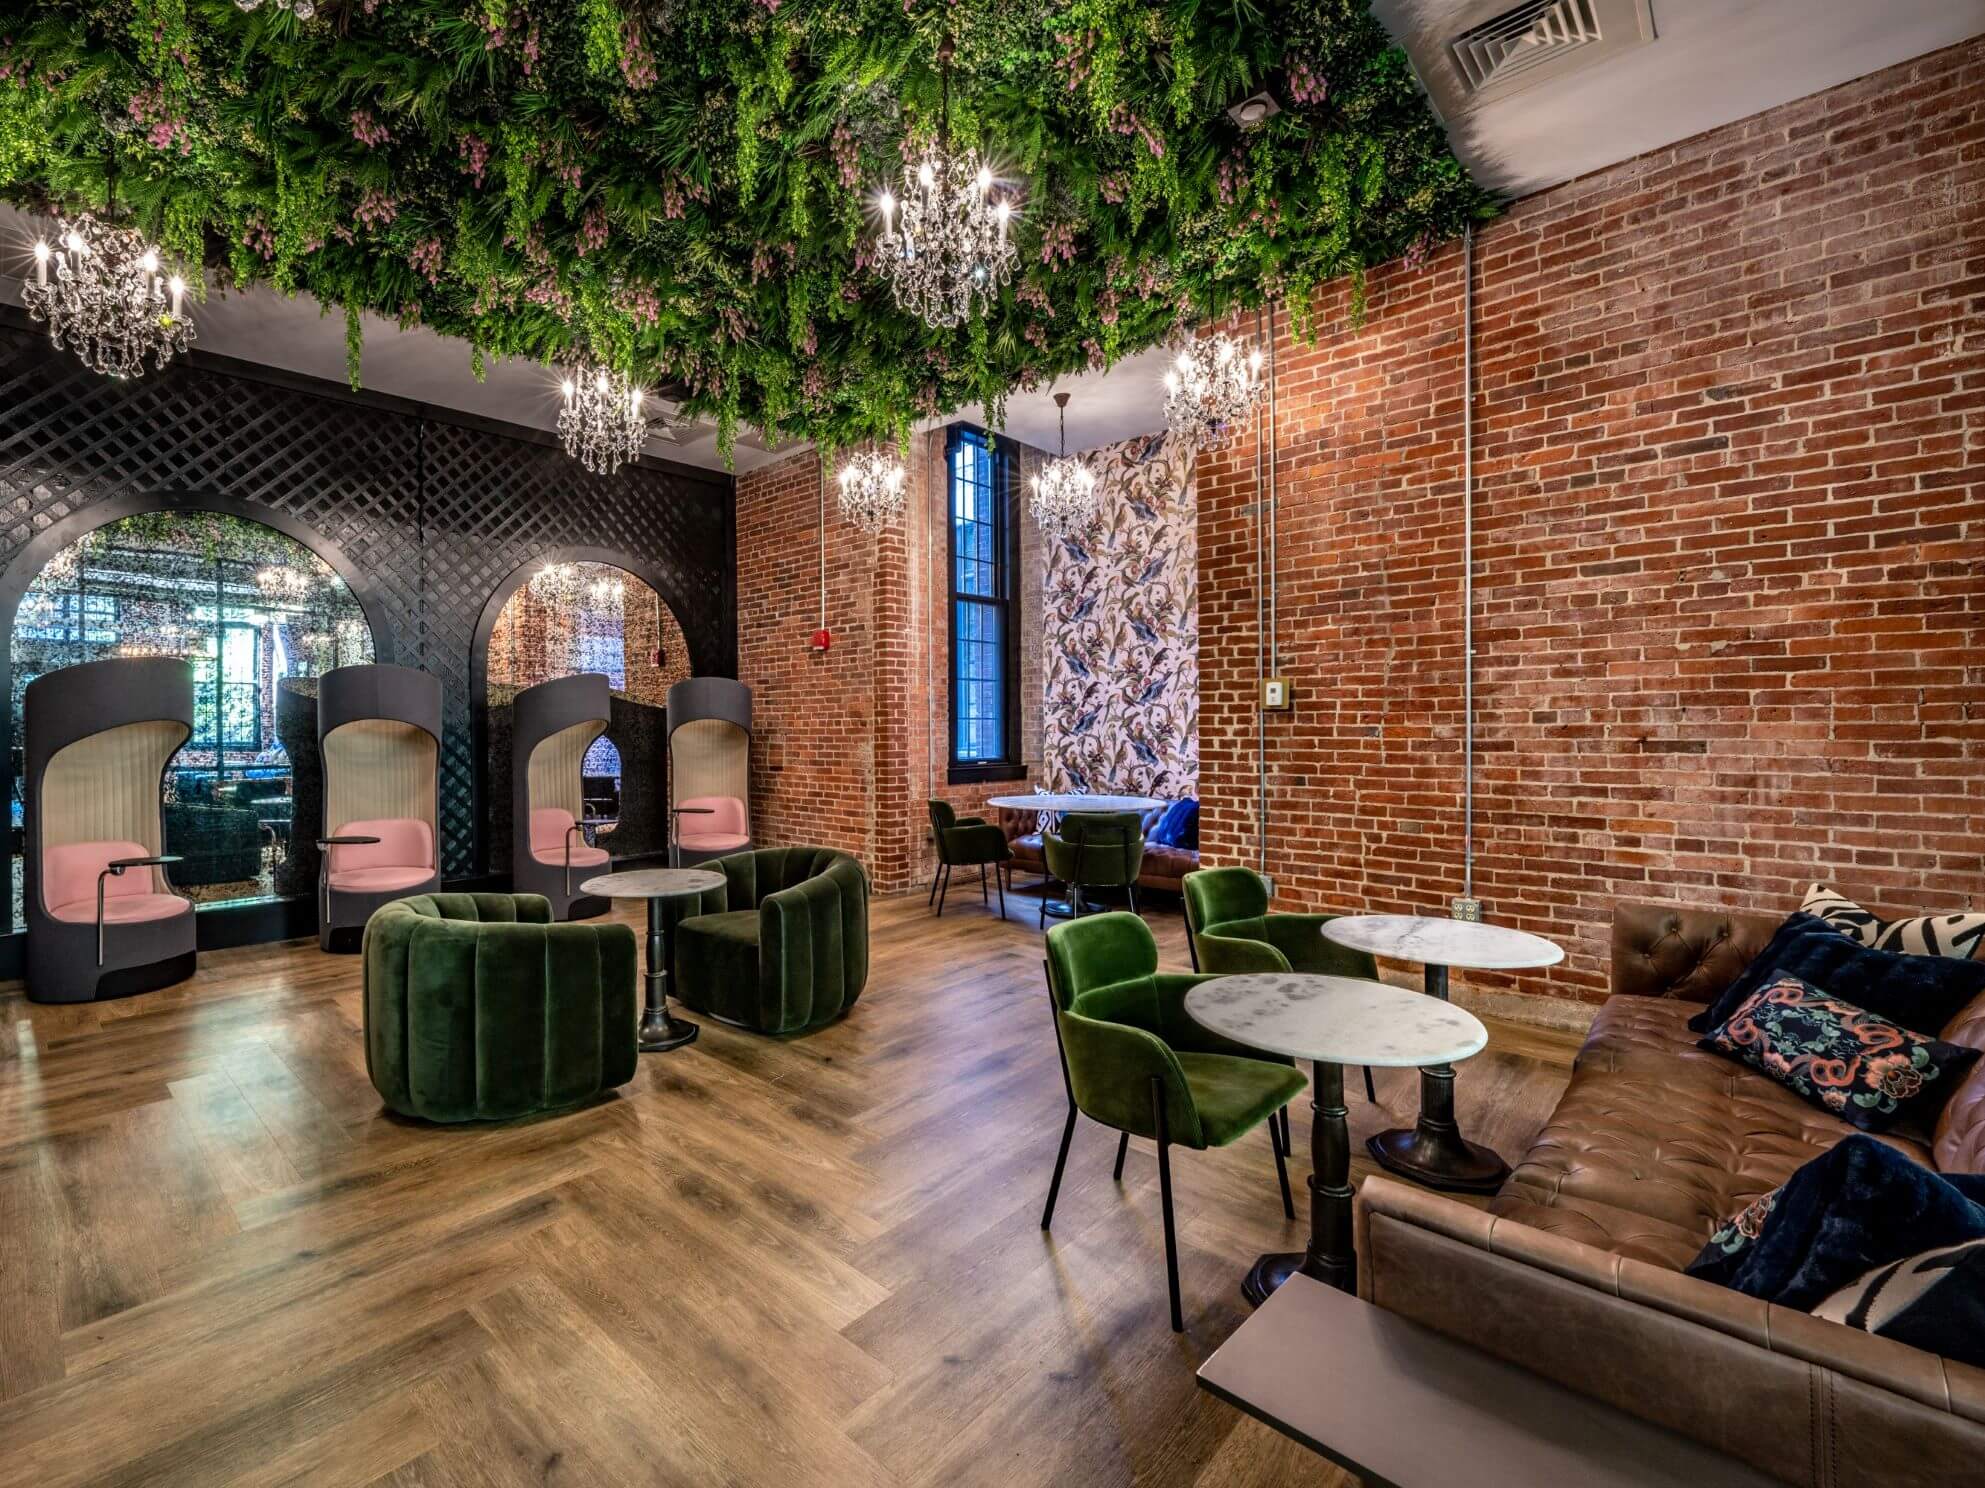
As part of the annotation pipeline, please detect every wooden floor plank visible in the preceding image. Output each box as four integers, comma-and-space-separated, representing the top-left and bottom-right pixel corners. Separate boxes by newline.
0, 890, 1584, 1485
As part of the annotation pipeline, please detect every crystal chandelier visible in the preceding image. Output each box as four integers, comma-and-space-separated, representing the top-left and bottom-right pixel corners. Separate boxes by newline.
1030, 391, 1098, 540
255, 565, 315, 603
836, 450, 907, 532
235, 0, 317, 19
23, 216, 194, 380
1162, 332, 1264, 449
873, 37, 1017, 329
557, 366, 650, 475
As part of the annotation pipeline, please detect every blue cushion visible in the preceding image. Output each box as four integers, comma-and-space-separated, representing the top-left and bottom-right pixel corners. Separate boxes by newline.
1148, 799, 1198, 851
1685, 1135, 1985, 1308
1688, 912, 1985, 1035
1698, 974, 1978, 1133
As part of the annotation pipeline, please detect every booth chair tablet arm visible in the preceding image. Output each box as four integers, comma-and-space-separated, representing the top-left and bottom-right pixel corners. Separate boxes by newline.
563, 823, 588, 896
96, 855, 184, 965
316, 835, 382, 929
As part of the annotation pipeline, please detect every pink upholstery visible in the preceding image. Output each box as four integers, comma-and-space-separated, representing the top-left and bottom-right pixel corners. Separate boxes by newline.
44, 839, 190, 925
676, 795, 749, 852
529, 807, 609, 869
327, 817, 434, 892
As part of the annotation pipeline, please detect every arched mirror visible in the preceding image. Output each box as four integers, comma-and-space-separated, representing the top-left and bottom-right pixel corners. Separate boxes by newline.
484, 560, 690, 867
9, 511, 376, 930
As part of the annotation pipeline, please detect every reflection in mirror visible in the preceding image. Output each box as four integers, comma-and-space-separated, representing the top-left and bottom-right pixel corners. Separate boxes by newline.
9, 512, 376, 930
485, 561, 689, 863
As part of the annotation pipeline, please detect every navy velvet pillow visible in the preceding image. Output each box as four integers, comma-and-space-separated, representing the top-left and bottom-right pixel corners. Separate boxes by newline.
1148, 799, 1198, 851
1698, 975, 1979, 1133
1688, 912, 1985, 1035
1686, 1135, 1985, 1308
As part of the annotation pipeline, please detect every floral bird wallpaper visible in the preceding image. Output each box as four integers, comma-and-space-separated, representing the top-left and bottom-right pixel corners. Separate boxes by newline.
1042, 431, 1198, 802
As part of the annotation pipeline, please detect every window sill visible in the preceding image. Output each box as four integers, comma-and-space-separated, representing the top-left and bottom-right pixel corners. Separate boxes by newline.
948, 763, 1028, 786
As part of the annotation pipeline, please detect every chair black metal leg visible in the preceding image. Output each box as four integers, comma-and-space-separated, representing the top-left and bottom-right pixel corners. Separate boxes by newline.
1270, 1114, 1295, 1220
995, 863, 1007, 920
980, 864, 989, 903
1187, 931, 1200, 972
1128, 883, 1140, 915
1072, 885, 1085, 918
1042, 1101, 1077, 1230
1269, 1103, 1285, 1158
1113, 1129, 1130, 1181
928, 863, 940, 906
936, 865, 950, 917
1280, 1104, 1292, 1155
1363, 1065, 1377, 1103
1153, 1076, 1182, 1333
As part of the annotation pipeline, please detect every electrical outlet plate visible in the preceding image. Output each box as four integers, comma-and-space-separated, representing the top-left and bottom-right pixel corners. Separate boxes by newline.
1451, 897, 1482, 922
1262, 676, 1292, 711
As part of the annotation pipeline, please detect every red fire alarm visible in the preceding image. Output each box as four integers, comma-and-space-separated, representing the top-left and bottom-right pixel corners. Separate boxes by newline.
810, 627, 833, 652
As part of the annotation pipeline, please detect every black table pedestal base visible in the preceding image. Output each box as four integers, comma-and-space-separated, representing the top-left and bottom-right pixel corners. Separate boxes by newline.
1243, 1247, 1353, 1306
1244, 1063, 1358, 1306
638, 1004, 700, 1053
1369, 962, 1508, 1195
1366, 1123, 1508, 1195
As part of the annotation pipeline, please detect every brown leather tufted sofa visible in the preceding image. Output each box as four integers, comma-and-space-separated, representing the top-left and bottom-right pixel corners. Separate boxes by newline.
999, 804, 1198, 896
1356, 900, 1985, 1487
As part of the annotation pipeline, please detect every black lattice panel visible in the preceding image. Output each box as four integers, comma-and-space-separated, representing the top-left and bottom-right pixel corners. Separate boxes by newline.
0, 321, 734, 885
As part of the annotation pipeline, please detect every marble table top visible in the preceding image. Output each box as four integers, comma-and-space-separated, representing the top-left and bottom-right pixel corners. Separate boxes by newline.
985, 792, 1166, 814
579, 868, 725, 900
1186, 974, 1488, 1067
1321, 915, 1564, 971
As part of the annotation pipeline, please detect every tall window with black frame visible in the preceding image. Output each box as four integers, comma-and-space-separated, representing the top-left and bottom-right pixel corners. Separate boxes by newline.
947, 426, 1022, 782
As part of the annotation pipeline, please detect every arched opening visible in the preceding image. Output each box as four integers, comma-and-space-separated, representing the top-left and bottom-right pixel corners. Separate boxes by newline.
484, 560, 690, 863
9, 511, 378, 929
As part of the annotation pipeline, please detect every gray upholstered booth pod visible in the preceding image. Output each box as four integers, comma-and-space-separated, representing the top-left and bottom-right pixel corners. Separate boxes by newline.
23, 657, 197, 1004
316, 664, 443, 951
666, 677, 753, 866
511, 673, 612, 920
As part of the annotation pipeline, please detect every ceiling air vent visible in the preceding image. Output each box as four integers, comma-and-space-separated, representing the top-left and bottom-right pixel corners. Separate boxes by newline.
1434, 0, 1654, 108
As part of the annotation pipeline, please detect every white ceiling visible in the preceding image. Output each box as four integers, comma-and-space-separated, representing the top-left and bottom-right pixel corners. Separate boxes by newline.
1371, 0, 1985, 197
4, 3, 1979, 471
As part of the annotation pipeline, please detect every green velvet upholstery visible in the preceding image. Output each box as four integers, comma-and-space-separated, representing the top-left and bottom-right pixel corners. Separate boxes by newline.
1041, 811, 1145, 920
1041, 910, 1304, 1330
1182, 866, 1379, 980
927, 800, 1010, 918
362, 893, 638, 1123
671, 846, 869, 1034
927, 800, 1011, 867
1044, 910, 1305, 1148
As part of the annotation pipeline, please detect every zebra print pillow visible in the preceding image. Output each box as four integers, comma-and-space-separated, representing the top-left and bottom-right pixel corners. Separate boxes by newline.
1802, 884, 1985, 962
1813, 1237, 1985, 1368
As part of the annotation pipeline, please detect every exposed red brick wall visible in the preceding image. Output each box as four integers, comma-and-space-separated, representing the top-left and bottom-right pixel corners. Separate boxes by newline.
1200, 40, 1985, 1002
737, 432, 1046, 894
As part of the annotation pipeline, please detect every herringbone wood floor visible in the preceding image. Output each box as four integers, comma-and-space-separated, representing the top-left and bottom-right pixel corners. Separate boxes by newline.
0, 884, 1581, 1487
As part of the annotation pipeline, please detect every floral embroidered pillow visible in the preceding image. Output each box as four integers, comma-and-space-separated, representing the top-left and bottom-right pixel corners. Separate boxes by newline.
1697, 974, 1980, 1133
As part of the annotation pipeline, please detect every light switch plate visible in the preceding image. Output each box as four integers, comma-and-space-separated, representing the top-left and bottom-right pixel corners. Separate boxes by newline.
1262, 676, 1292, 711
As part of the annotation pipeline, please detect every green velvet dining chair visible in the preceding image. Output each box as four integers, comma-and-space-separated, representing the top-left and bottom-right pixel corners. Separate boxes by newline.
1182, 865, 1382, 1105
1041, 910, 1306, 1332
1040, 810, 1144, 927
927, 800, 1012, 919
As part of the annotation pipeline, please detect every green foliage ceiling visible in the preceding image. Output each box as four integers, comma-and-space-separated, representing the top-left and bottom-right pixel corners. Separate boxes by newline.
0, 0, 1493, 454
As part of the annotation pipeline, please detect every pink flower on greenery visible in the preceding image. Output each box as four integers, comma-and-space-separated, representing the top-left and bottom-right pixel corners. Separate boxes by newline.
457, 132, 490, 187
128, 85, 192, 155
410, 236, 445, 285
619, 21, 656, 89
1285, 54, 1327, 106
354, 189, 398, 230
350, 109, 391, 148
575, 201, 608, 256
1038, 221, 1076, 269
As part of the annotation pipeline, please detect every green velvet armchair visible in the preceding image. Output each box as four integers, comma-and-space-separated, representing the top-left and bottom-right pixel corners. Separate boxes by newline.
1041, 910, 1306, 1332
671, 846, 869, 1034
927, 800, 1011, 919
1182, 865, 1382, 1102
363, 893, 638, 1123
1040, 810, 1145, 926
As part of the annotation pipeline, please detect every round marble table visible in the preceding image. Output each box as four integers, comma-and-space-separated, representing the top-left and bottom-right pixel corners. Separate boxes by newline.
1321, 915, 1564, 1194
986, 793, 1165, 918
1186, 973, 1486, 1299
580, 868, 725, 1053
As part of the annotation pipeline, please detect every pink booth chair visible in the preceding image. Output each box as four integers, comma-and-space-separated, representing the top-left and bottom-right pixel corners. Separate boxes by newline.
22, 657, 196, 1004
315, 664, 443, 951
511, 674, 613, 920
666, 677, 752, 867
